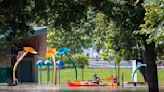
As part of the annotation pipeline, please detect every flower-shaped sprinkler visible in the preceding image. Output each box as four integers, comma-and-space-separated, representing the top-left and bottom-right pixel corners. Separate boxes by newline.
12, 47, 37, 85
56, 60, 64, 85
36, 60, 45, 84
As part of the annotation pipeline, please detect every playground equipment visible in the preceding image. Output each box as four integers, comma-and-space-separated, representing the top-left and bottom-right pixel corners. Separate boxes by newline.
56, 60, 64, 85
36, 60, 44, 84
46, 48, 57, 85
132, 63, 147, 82
131, 60, 147, 86
36, 59, 53, 84
131, 60, 137, 84
57, 47, 78, 80
12, 47, 37, 85
67, 81, 118, 87
35, 47, 86, 86
36, 48, 56, 85
44, 60, 53, 84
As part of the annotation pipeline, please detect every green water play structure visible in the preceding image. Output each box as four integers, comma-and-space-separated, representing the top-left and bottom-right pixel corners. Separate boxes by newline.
132, 64, 147, 82
57, 47, 78, 80
36, 60, 53, 84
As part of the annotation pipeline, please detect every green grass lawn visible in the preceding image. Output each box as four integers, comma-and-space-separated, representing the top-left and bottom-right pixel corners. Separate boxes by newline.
38, 68, 164, 84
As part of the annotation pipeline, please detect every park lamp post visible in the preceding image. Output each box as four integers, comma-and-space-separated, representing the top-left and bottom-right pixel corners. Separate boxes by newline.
81, 60, 84, 81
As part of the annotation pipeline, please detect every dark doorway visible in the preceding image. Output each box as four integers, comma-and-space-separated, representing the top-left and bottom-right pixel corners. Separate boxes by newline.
17, 59, 33, 82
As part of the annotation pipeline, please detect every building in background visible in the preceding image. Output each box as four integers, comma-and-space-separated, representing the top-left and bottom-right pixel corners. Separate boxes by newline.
0, 27, 47, 83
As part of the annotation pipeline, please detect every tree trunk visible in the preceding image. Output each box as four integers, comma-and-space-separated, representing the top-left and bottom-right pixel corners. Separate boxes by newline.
137, 60, 147, 82
144, 41, 159, 92
139, 66, 147, 81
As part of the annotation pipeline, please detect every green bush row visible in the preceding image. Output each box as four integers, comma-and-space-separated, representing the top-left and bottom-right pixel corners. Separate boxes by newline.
45, 53, 89, 67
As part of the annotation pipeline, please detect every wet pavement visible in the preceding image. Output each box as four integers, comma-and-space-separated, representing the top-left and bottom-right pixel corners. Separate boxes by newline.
0, 83, 163, 92
0, 83, 143, 92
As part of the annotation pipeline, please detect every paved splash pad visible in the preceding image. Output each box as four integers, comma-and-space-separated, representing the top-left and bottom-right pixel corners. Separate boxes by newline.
0, 83, 153, 92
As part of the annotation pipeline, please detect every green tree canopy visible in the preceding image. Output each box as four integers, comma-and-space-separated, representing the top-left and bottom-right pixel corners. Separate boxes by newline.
0, 0, 163, 91
137, 0, 164, 53
0, 0, 32, 43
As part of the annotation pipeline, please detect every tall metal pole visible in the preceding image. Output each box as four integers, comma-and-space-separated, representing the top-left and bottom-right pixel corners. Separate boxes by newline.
121, 73, 124, 88
81, 61, 84, 81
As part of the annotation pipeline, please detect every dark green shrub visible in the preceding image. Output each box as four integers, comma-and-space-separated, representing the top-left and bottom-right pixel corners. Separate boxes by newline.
45, 53, 89, 68
72, 53, 89, 68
